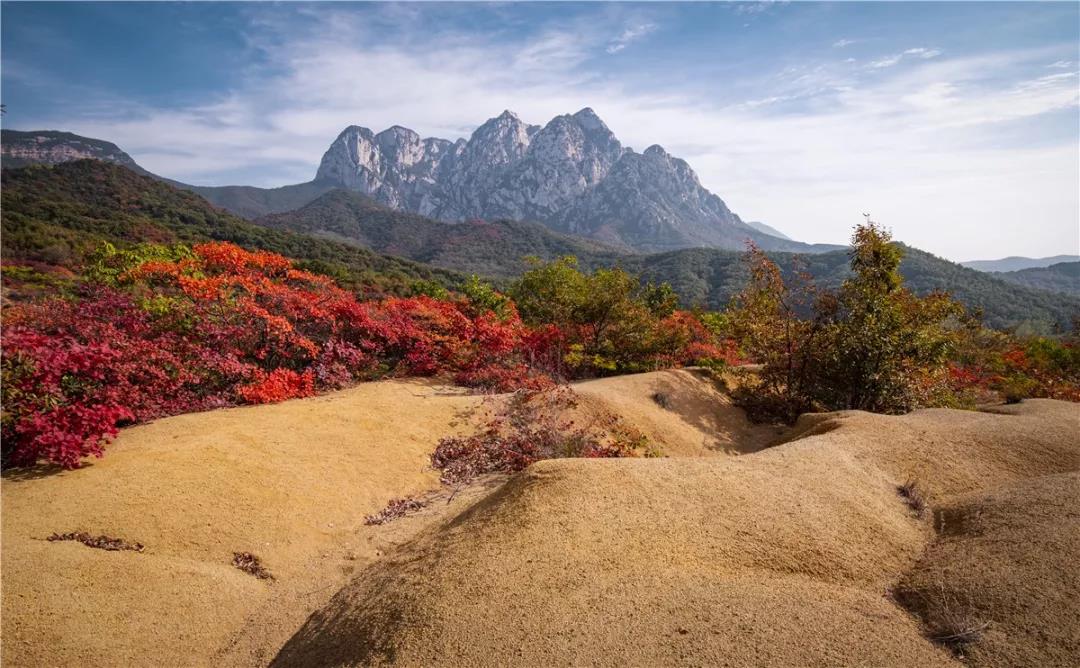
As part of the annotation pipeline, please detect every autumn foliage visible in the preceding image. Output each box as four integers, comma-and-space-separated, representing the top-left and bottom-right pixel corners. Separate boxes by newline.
724, 223, 1080, 422
2, 242, 728, 468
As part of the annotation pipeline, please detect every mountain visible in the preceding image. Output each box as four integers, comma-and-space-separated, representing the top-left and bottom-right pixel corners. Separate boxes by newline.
0, 161, 464, 295
179, 180, 338, 219
2, 122, 825, 253
1, 130, 148, 172
3, 161, 1076, 333
313, 108, 836, 253
256, 188, 624, 278
1, 128, 336, 219
962, 255, 1080, 272
990, 262, 1080, 298
744, 220, 790, 240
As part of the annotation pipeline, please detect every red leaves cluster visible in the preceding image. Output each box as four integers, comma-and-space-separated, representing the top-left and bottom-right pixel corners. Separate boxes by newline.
947, 336, 1080, 403
431, 387, 639, 486
237, 369, 316, 405
1, 242, 730, 469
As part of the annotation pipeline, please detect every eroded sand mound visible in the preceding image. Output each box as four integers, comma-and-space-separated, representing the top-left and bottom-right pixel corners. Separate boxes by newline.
3, 372, 1077, 667
897, 471, 1080, 666
0, 370, 765, 666
271, 400, 1080, 667
1, 379, 484, 667
571, 368, 785, 456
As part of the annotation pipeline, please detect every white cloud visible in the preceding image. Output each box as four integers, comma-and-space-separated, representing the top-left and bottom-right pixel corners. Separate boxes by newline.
606, 23, 657, 54
870, 47, 942, 69
732, 3, 773, 16
904, 47, 943, 59
25, 11, 1078, 260
869, 55, 903, 68
1048, 60, 1073, 68
832, 38, 856, 48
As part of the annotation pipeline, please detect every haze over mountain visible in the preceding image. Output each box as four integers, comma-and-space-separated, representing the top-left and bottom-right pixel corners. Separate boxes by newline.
989, 262, 1080, 298
962, 255, 1080, 273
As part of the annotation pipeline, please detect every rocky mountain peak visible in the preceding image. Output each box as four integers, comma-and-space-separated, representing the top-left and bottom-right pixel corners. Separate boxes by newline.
571, 107, 607, 132
643, 144, 670, 159
0, 129, 145, 172
311, 109, 797, 252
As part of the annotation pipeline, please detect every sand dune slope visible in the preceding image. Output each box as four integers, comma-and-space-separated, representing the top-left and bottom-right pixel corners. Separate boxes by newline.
0, 370, 768, 666
1, 379, 483, 667
571, 368, 785, 456
272, 400, 1080, 667
897, 471, 1080, 666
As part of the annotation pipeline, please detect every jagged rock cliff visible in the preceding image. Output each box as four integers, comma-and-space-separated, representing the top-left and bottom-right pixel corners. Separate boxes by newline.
314, 108, 796, 251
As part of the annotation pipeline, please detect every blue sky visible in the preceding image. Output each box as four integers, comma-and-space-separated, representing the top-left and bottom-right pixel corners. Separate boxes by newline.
2, 2, 1078, 261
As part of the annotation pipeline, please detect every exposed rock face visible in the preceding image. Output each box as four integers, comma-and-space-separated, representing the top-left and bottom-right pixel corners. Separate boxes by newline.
314, 108, 787, 251
1, 130, 144, 172
550, 145, 749, 250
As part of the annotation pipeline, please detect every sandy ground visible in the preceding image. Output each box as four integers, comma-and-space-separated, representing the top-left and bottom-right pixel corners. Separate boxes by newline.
1, 379, 484, 666
572, 368, 786, 456
2, 371, 1078, 667
0, 369, 746, 666
272, 401, 1079, 667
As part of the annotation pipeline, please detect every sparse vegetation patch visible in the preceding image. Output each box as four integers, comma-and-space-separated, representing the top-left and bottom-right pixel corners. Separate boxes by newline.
897, 479, 928, 518
47, 531, 145, 552
232, 551, 274, 580
431, 387, 647, 486
364, 496, 430, 526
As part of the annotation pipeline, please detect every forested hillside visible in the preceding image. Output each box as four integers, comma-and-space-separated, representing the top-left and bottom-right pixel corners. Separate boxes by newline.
0, 161, 464, 295
3, 160, 1076, 332
256, 189, 625, 278
990, 262, 1080, 298
625, 246, 1080, 332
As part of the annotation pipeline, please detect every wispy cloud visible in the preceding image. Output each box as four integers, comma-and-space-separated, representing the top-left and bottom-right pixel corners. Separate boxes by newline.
869, 54, 903, 69
832, 38, 857, 48
606, 23, 657, 54
904, 47, 942, 59
1048, 60, 1073, 68
869, 46, 942, 68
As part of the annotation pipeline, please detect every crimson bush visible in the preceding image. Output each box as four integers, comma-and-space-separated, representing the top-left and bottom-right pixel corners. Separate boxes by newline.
2, 242, 726, 468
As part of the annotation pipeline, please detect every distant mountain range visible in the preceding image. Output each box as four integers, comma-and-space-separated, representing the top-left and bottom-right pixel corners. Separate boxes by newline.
990, 262, 1080, 298
3, 114, 838, 254
2, 129, 1077, 332
961, 255, 1080, 273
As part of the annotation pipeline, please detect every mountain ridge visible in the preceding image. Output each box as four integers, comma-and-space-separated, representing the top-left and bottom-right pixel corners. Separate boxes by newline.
255, 188, 626, 278
989, 262, 1080, 298
312, 108, 831, 253
2, 120, 830, 253
962, 255, 1080, 272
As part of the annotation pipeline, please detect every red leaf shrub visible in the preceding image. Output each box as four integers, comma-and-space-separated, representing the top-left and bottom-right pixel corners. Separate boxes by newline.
237, 368, 316, 404
431, 387, 643, 485
2, 242, 731, 468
